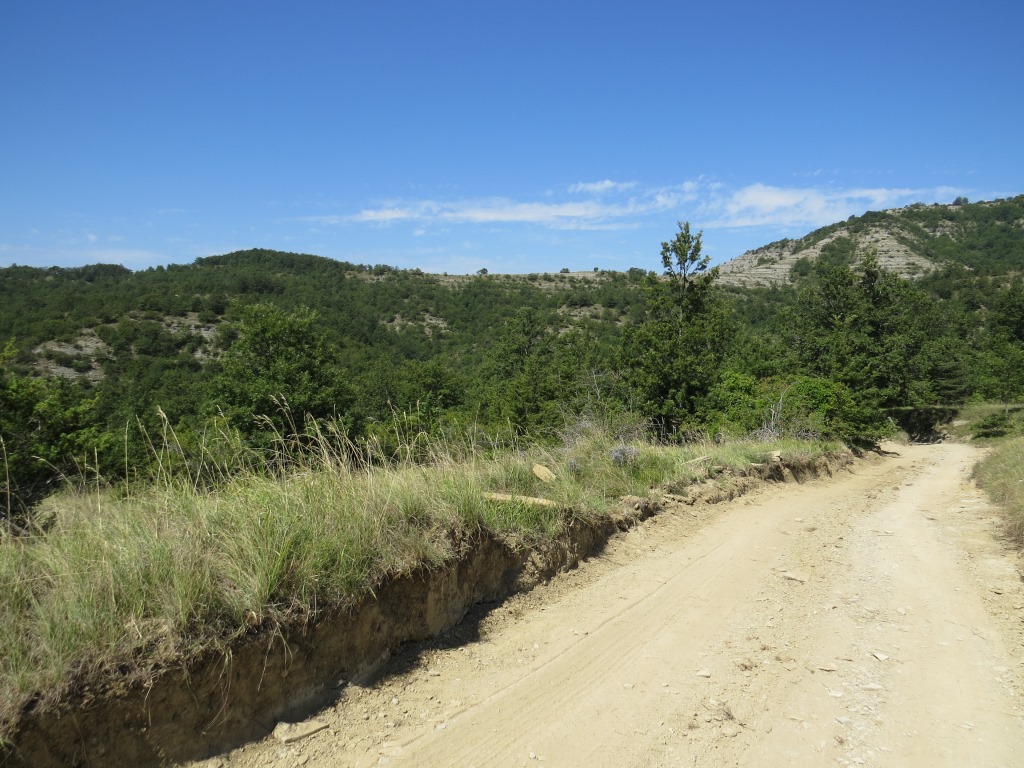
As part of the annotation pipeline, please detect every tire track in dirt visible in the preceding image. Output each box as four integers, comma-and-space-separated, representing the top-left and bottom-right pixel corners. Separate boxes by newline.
201, 443, 1024, 768
733, 444, 1024, 767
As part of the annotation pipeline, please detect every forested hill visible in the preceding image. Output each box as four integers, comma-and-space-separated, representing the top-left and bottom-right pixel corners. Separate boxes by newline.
3, 207, 1024, 518
0, 255, 644, 426
0, 251, 641, 358
718, 195, 1024, 286
1, 252, 652, 511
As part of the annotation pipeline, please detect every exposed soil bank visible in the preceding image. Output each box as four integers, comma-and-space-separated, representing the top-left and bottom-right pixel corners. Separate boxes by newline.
2, 454, 848, 767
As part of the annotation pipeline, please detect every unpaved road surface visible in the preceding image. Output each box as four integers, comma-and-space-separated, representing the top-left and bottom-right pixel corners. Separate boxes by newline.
201, 443, 1024, 767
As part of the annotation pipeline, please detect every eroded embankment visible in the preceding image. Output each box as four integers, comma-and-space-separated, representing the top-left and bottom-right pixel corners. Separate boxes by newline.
2, 453, 849, 768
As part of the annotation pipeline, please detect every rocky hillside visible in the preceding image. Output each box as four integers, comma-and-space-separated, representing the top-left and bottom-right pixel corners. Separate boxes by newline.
717, 195, 1024, 287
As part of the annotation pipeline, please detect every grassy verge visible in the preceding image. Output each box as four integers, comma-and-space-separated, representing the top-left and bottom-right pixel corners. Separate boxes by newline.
945, 402, 1024, 441
973, 436, 1024, 547
0, 420, 842, 732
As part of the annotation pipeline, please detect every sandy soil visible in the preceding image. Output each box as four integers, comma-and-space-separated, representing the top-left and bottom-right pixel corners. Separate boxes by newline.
196, 442, 1024, 767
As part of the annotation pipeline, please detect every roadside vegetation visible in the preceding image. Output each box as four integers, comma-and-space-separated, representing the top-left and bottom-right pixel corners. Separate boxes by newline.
0, 412, 841, 732
975, 436, 1024, 545
966, 404, 1024, 546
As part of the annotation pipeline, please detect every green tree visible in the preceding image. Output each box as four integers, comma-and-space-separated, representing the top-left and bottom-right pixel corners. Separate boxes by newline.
620, 222, 730, 438
784, 256, 947, 442
213, 304, 359, 443
1, 342, 103, 521
702, 371, 769, 435
474, 308, 559, 433
777, 376, 883, 445
792, 258, 910, 403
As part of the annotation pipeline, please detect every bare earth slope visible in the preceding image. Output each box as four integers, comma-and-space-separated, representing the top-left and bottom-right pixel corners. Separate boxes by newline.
203, 443, 1024, 767
715, 226, 936, 287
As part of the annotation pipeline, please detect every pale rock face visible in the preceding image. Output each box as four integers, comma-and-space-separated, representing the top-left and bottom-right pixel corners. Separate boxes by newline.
716, 226, 936, 288
714, 204, 975, 288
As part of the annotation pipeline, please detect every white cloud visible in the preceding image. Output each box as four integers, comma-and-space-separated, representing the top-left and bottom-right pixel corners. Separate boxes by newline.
702, 183, 963, 229
568, 180, 636, 194
302, 180, 968, 237
307, 184, 699, 231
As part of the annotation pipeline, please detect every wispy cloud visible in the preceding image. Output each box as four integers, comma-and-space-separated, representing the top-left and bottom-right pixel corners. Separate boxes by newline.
303, 180, 965, 235
568, 179, 637, 194
304, 186, 699, 231
702, 183, 963, 229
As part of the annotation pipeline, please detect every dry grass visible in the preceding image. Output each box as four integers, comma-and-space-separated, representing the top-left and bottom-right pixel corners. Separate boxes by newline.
945, 402, 1024, 441
0, 416, 842, 732
973, 436, 1024, 546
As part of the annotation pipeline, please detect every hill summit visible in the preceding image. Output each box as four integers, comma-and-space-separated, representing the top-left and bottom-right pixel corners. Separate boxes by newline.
717, 195, 1024, 287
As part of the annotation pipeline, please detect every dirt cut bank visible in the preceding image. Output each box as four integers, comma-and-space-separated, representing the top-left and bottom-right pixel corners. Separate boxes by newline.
3, 454, 847, 767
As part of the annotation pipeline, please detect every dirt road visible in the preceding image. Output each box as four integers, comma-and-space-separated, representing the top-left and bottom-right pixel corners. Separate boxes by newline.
203, 443, 1024, 767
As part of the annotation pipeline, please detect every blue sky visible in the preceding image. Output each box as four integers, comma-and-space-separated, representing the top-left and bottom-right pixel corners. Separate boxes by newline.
2, 1, 1021, 274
